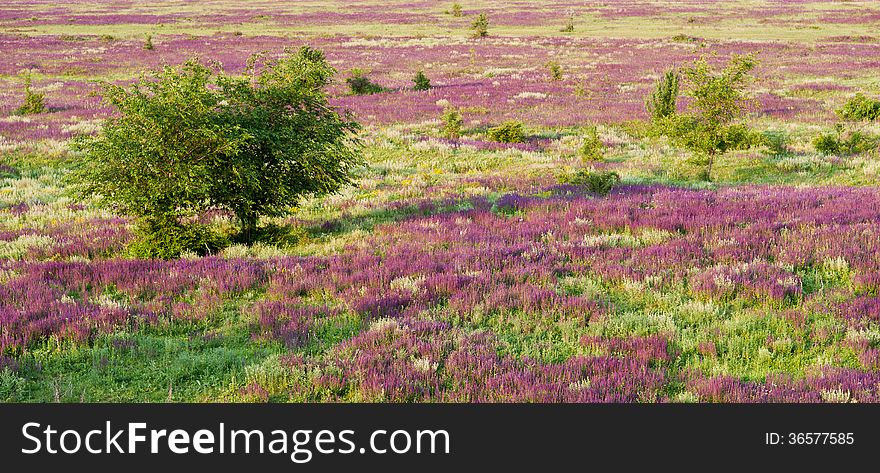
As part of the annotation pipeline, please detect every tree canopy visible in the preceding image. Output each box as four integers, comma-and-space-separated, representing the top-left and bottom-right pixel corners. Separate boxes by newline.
72, 46, 362, 254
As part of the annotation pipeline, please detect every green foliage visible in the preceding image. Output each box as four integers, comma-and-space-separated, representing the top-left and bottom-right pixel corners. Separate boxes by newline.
546, 61, 563, 81
72, 46, 363, 256
671, 34, 699, 43
15, 74, 47, 115
560, 15, 575, 33
813, 133, 840, 156
451, 2, 463, 17
762, 130, 790, 156
580, 126, 605, 161
487, 120, 525, 143
837, 93, 880, 122
471, 13, 489, 38
813, 124, 878, 156
565, 168, 621, 196
661, 53, 759, 181
441, 106, 463, 139
127, 218, 229, 259
646, 69, 679, 123
412, 70, 432, 91
346, 69, 385, 95
143, 34, 154, 50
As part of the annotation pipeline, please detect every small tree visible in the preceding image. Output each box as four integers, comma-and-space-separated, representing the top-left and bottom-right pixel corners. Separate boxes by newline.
471, 13, 489, 38
143, 34, 154, 50
646, 68, 679, 123
580, 125, 605, 161
413, 70, 432, 91
662, 54, 758, 181
560, 15, 575, 33
441, 106, 463, 140
16, 73, 46, 115
546, 61, 563, 81
72, 47, 362, 256
451, 2, 463, 17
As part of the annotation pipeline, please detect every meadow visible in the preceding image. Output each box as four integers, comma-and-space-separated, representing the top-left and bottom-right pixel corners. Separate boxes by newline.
2, 0, 880, 402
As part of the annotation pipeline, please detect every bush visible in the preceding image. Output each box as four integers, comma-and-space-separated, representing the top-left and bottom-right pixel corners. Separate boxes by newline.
813, 126, 878, 156
546, 61, 563, 81
15, 75, 46, 115
762, 130, 790, 156
441, 107, 463, 139
143, 34, 154, 50
838, 93, 880, 121
128, 218, 229, 259
567, 169, 620, 196
471, 13, 489, 38
487, 120, 525, 143
813, 133, 841, 155
413, 70, 432, 91
346, 69, 385, 95
72, 47, 362, 256
560, 16, 575, 33
580, 126, 605, 161
646, 69, 678, 123
451, 2, 462, 17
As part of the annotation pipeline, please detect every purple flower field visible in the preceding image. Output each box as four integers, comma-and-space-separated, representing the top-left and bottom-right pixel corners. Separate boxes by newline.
2, 1, 880, 402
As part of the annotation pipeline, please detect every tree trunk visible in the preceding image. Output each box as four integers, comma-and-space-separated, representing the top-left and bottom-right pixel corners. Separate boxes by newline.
705, 151, 715, 182
239, 213, 258, 243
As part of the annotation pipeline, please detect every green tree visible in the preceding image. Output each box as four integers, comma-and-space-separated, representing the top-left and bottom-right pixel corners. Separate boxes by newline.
662, 54, 758, 181
546, 61, 563, 81
72, 47, 362, 255
16, 73, 46, 115
441, 106, 463, 140
413, 70, 432, 91
471, 13, 489, 38
646, 68, 679, 123
580, 125, 605, 161
451, 2, 463, 17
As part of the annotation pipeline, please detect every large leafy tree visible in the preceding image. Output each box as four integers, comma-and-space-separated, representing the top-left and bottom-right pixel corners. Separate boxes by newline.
73, 46, 362, 250
661, 53, 759, 181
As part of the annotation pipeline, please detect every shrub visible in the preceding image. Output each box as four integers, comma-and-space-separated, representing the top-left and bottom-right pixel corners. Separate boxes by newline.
72, 47, 362, 256
346, 69, 385, 95
451, 2, 463, 17
580, 126, 605, 161
487, 120, 525, 143
546, 61, 563, 81
762, 130, 790, 156
143, 34, 154, 50
838, 93, 880, 121
15, 74, 46, 115
813, 132, 841, 155
127, 218, 228, 259
567, 169, 621, 196
471, 13, 489, 38
441, 106, 463, 139
560, 15, 575, 33
671, 34, 699, 43
814, 125, 878, 156
413, 70, 432, 91
645, 69, 679, 123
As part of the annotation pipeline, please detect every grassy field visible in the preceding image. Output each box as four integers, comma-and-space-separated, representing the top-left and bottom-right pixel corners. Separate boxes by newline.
2, 1, 880, 402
